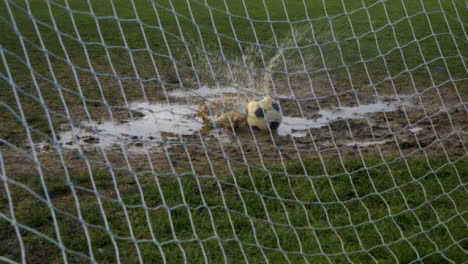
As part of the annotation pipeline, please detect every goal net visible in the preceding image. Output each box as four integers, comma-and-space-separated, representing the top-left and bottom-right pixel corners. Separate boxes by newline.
1, 0, 467, 263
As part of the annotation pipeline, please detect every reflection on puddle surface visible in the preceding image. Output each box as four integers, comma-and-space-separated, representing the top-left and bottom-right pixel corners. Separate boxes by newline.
52, 97, 410, 151
57, 102, 202, 151
278, 102, 402, 137
409, 127, 423, 134
169, 86, 242, 98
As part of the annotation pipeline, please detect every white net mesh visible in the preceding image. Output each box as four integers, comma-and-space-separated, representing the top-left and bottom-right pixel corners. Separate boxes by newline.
1, 0, 467, 263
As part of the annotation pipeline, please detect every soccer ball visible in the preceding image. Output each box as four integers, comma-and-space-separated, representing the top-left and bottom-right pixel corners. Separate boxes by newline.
198, 95, 282, 132
246, 96, 282, 131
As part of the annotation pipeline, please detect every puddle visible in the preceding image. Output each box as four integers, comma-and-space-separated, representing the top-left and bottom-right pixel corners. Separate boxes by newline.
43, 92, 414, 152
169, 86, 300, 101
278, 117, 322, 137
57, 102, 202, 151
169, 86, 244, 98
278, 102, 404, 137
409, 127, 423, 134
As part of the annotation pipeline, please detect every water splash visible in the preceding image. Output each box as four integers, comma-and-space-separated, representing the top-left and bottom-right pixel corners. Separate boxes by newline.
49, 99, 409, 152
169, 85, 243, 98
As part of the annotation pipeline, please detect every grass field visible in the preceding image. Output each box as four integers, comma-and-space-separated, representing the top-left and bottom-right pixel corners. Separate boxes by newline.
1, 156, 467, 263
1, 0, 467, 263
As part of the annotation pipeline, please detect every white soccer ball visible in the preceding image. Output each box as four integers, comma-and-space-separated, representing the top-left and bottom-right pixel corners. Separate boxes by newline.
246, 96, 282, 131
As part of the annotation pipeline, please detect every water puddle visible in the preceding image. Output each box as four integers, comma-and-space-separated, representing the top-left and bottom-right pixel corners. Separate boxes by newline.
278, 102, 402, 137
169, 86, 243, 98
42, 89, 414, 152
56, 102, 202, 151
409, 127, 423, 134
169, 86, 302, 101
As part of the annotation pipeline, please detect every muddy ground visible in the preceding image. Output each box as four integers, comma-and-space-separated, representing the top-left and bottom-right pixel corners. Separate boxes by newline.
1, 74, 467, 181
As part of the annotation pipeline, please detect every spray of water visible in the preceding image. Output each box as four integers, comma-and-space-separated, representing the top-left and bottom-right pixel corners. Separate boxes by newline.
193, 24, 336, 97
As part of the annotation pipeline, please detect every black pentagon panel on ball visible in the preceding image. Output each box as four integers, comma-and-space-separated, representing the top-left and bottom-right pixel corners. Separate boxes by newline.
255, 107, 265, 118
270, 122, 280, 130
272, 102, 280, 112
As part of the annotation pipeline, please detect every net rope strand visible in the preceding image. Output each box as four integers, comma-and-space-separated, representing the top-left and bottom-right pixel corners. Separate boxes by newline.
0, 0, 467, 263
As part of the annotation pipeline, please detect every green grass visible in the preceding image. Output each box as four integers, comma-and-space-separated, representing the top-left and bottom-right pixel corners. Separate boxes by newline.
1, 156, 467, 263
2, 0, 466, 71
